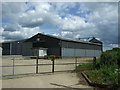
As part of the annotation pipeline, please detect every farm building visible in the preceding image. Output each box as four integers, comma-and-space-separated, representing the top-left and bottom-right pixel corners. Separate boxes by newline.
2, 33, 102, 57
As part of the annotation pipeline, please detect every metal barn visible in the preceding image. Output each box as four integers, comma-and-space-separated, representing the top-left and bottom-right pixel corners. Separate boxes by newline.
2, 33, 102, 57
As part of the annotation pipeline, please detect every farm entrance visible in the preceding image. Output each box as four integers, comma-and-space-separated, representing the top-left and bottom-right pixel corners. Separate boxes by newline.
2, 56, 93, 77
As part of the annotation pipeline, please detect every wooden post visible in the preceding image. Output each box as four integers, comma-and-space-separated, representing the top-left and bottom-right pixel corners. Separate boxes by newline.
93, 57, 96, 68
52, 56, 55, 73
13, 57, 15, 75
36, 56, 39, 74
75, 57, 77, 69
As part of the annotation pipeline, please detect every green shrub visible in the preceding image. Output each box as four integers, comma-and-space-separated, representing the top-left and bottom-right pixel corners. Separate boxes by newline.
99, 65, 118, 84
117, 50, 120, 67
100, 48, 120, 66
94, 59, 101, 69
112, 48, 120, 51
86, 64, 119, 85
76, 48, 120, 86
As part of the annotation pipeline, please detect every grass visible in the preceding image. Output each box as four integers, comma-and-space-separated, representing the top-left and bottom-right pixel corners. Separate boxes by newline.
80, 60, 93, 62
76, 59, 100, 70
76, 63, 93, 70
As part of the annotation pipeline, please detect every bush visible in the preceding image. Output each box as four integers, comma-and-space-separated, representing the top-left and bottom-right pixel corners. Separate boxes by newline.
94, 59, 101, 69
76, 48, 120, 87
85, 64, 119, 85
99, 65, 118, 84
100, 48, 120, 66
117, 50, 120, 67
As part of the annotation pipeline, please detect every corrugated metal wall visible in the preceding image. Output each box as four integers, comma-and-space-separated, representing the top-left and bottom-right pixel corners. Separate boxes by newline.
47, 47, 61, 56
61, 48, 101, 57
22, 42, 33, 56
11, 41, 23, 55
2, 40, 25, 55
61, 41, 102, 57
2, 43, 10, 55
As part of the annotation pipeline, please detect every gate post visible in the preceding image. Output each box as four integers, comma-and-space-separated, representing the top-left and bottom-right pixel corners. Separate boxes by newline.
13, 57, 15, 75
75, 57, 77, 69
52, 57, 55, 73
36, 56, 39, 74
93, 57, 96, 68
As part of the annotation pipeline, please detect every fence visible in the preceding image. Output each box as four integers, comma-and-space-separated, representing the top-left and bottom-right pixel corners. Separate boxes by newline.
1, 55, 94, 77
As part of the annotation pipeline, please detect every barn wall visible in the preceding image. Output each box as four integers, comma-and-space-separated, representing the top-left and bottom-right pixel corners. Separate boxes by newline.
61, 41, 102, 50
61, 41, 102, 57
61, 48, 102, 57
26, 34, 61, 56
2, 43, 10, 55
26, 34, 60, 48
22, 42, 33, 56
2, 40, 25, 55
11, 41, 23, 55
47, 47, 61, 56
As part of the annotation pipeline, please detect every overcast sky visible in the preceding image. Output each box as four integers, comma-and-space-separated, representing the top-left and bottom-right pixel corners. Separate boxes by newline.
1, 2, 119, 51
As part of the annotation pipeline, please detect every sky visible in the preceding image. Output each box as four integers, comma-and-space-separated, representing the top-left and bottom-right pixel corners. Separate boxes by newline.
1, 1, 119, 51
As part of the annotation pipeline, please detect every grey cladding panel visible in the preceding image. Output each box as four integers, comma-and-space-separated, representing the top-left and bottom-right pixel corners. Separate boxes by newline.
22, 42, 33, 56
47, 48, 60, 56
61, 48, 102, 57
61, 41, 102, 50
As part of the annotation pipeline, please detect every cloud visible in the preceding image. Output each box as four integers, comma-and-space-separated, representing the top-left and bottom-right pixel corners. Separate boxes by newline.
19, 10, 44, 27
3, 23, 21, 31
18, 2, 62, 28
0, 27, 4, 42
61, 14, 95, 31
2, 2, 27, 23
79, 2, 118, 44
1, 2, 118, 50
50, 2, 77, 16
2, 27, 40, 41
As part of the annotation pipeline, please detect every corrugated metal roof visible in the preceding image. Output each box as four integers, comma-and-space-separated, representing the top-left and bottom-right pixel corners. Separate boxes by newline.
26, 33, 102, 45
2, 33, 102, 46
89, 37, 102, 44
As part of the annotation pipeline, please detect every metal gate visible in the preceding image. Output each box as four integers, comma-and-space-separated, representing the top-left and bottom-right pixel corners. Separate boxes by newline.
1, 55, 93, 77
